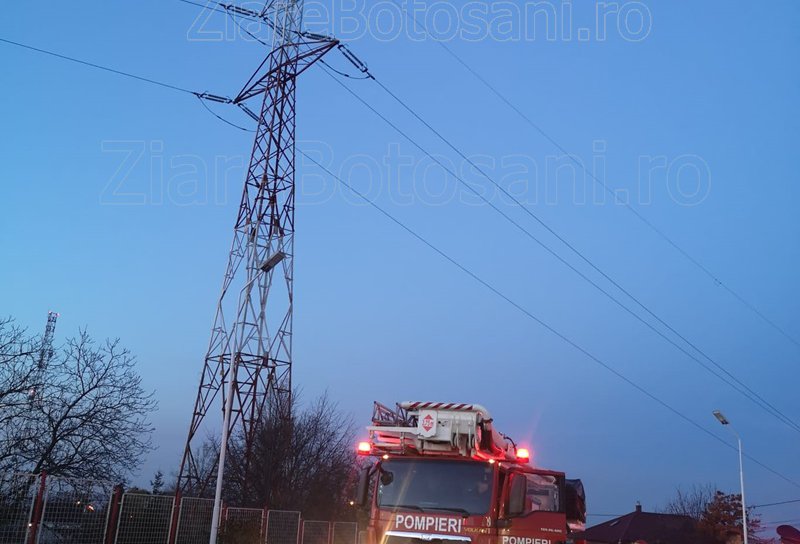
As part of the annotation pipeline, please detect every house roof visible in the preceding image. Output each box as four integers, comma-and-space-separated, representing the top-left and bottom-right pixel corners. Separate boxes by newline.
573, 507, 699, 544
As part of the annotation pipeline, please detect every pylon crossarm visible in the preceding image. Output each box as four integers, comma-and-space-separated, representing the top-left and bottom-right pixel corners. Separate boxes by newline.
234, 37, 338, 104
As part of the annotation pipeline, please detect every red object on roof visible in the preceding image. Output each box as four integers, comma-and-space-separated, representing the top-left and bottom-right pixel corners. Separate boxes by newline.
572, 507, 698, 544
778, 525, 800, 544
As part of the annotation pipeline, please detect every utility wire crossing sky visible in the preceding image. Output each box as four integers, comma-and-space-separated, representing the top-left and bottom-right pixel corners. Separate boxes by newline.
2, 0, 798, 522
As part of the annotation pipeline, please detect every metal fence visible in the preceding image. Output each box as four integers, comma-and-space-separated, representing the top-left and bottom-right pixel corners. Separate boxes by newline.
0, 473, 38, 544
114, 493, 174, 544
223, 507, 264, 543
265, 510, 301, 544
175, 497, 215, 544
38, 476, 113, 544
332, 523, 357, 544
301, 520, 330, 544
0, 473, 355, 544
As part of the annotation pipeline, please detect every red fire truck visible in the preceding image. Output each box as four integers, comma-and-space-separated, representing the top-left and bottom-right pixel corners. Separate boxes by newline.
353, 402, 586, 544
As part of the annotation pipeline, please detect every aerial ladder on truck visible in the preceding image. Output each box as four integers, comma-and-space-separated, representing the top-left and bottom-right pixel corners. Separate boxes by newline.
367, 401, 521, 460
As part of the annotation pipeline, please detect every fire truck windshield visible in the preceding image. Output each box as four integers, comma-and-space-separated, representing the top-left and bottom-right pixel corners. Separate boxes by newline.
377, 459, 493, 515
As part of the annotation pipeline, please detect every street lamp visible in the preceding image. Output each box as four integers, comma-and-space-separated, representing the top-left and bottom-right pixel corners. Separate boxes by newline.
209, 258, 280, 544
713, 410, 748, 544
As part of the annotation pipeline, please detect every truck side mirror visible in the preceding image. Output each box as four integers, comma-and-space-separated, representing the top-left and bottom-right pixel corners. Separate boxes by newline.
507, 475, 526, 517
355, 467, 371, 508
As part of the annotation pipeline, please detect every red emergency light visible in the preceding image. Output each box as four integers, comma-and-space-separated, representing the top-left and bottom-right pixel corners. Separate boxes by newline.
516, 448, 530, 462
357, 441, 371, 455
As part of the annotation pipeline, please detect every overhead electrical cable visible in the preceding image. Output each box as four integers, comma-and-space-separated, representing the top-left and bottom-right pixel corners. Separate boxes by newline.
4, 14, 798, 492
357, 67, 800, 434
299, 148, 800, 491
176, 0, 258, 20
0, 37, 198, 96
167, 0, 800, 435
763, 518, 800, 526
0, 36, 250, 129
175, 0, 800, 438
389, 0, 800, 352
195, 94, 253, 132
318, 65, 800, 435
220, 12, 369, 81
752, 498, 800, 508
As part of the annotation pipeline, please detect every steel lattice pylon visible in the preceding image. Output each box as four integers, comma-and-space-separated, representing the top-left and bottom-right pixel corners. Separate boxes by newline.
177, 0, 336, 496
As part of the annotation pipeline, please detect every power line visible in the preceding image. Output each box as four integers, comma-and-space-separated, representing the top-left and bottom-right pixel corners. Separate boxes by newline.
195, 94, 253, 132
762, 518, 800, 526
176, 0, 800, 443
0, 36, 248, 130
589, 497, 800, 517
364, 67, 800, 434
176, 0, 256, 20
389, 0, 800, 352
177, 0, 371, 85
175, 0, 795, 360
586, 499, 800, 523
215, 7, 369, 81
298, 148, 800, 490
319, 65, 800, 435
4, 9, 797, 493
753, 498, 800, 509
0, 37, 197, 95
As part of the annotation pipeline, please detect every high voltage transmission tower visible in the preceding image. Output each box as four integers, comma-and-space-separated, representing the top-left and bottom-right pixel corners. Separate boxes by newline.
176, 0, 336, 499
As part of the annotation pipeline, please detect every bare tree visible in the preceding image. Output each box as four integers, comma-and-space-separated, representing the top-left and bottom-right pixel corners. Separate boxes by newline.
663, 483, 717, 519
179, 432, 222, 497
663, 485, 767, 544
0, 321, 156, 482
0, 318, 44, 474
224, 392, 360, 519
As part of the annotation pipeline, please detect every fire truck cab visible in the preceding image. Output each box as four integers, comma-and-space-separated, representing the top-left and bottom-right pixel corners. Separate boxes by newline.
354, 402, 586, 544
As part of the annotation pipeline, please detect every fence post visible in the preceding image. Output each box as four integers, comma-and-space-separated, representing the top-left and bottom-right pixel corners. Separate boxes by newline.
26, 471, 47, 544
220, 502, 227, 541
104, 485, 123, 544
168, 490, 182, 544
259, 507, 267, 541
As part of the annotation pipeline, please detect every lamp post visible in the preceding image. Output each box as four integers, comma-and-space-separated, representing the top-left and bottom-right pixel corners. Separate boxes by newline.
209, 261, 276, 544
713, 410, 748, 544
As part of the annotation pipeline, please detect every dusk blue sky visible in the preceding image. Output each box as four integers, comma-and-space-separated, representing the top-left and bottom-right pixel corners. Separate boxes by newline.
2, 0, 799, 530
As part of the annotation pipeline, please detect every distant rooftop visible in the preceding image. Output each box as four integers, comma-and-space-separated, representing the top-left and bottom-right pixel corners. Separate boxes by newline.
572, 504, 699, 544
